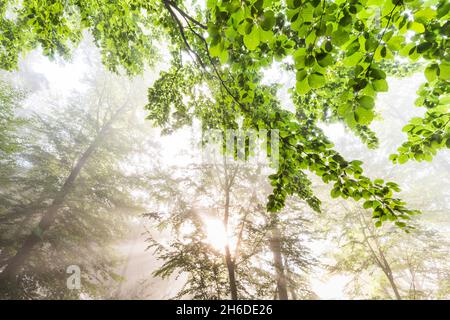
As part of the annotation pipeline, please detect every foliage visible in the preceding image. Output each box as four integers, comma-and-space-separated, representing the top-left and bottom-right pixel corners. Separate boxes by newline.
0, 0, 158, 74
0, 70, 158, 299
0, 79, 25, 157
0, 0, 449, 300
2, 0, 449, 228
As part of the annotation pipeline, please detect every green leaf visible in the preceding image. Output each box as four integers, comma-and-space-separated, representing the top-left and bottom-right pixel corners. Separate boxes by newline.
317, 52, 333, 67
308, 73, 325, 89
209, 43, 222, 57
373, 79, 388, 92
374, 178, 384, 185
363, 200, 373, 209
219, 49, 229, 63
424, 64, 438, 82
259, 29, 274, 43
296, 77, 310, 95
355, 105, 374, 125
331, 187, 341, 198
414, 8, 436, 21
345, 110, 358, 128
369, 67, 386, 80
296, 69, 308, 81
439, 62, 450, 80
386, 35, 404, 51
260, 10, 275, 31
301, 7, 314, 22
243, 25, 260, 51
331, 29, 349, 46
337, 103, 351, 117
398, 154, 409, 164
343, 52, 364, 66
367, 0, 383, 6
358, 95, 375, 109
374, 46, 385, 61
395, 221, 406, 228
417, 42, 432, 53
408, 21, 425, 33
439, 94, 450, 105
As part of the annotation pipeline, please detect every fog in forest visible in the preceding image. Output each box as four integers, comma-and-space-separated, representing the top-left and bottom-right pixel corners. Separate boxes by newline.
1, 36, 449, 300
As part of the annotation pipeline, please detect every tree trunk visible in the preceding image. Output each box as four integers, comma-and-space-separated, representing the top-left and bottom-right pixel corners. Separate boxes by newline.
378, 249, 402, 300
223, 162, 238, 300
269, 222, 288, 300
357, 210, 402, 300
0, 105, 126, 282
224, 244, 238, 300
386, 272, 402, 300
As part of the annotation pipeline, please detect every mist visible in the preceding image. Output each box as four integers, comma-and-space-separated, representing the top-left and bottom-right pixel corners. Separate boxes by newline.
1, 34, 449, 300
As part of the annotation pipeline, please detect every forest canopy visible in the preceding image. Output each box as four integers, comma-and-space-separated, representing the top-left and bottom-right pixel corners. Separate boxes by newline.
0, 0, 449, 300
1, 0, 449, 226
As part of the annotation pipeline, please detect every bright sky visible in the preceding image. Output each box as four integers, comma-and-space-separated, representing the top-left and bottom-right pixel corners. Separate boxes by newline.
31, 55, 88, 92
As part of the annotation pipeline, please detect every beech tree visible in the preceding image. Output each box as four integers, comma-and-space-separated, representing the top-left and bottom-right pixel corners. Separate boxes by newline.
322, 201, 450, 300
146, 160, 317, 299
1, 0, 449, 300
2, 0, 448, 230
0, 69, 158, 299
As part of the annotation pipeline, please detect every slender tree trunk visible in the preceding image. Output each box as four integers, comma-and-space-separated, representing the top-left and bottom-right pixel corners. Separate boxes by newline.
223, 183, 238, 300
222, 160, 238, 300
0, 105, 126, 282
357, 210, 402, 300
378, 249, 402, 300
269, 222, 288, 300
386, 272, 402, 300
224, 245, 237, 300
